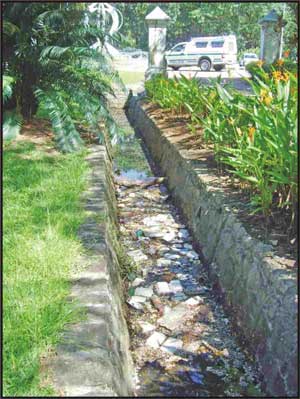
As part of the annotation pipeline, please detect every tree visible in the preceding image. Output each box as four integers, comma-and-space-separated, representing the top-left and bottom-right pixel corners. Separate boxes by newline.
114, 2, 298, 54
3, 3, 119, 152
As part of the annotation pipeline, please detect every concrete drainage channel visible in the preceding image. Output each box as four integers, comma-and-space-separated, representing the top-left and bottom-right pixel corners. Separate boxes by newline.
110, 89, 262, 397
124, 94, 297, 397
49, 87, 296, 397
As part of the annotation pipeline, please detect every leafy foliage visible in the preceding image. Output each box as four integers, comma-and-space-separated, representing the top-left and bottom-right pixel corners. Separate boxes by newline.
2, 3, 121, 152
3, 75, 23, 140
3, 110, 22, 141
246, 58, 297, 77
145, 65, 298, 226
115, 3, 298, 55
35, 89, 83, 153
3, 75, 15, 102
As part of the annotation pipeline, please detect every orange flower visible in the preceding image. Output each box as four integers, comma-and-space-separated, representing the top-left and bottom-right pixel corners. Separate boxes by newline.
281, 72, 290, 82
260, 89, 272, 105
283, 50, 290, 58
260, 89, 268, 97
256, 60, 264, 68
272, 70, 282, 82
263, 96, 272, 106
276, 58, 284, 67
248, 126, 255, 142
272, 70, 290, 83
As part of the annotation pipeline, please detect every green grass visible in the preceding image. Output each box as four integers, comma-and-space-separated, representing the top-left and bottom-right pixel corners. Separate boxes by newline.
118, 70, 144, 85
3, 140, 89, 396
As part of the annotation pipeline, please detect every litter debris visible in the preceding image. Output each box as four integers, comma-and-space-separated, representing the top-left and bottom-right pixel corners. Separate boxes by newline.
115, 176, 164, 188
146, 331, 166, 348
127, 249, 148, 262
155, 281, 172, 296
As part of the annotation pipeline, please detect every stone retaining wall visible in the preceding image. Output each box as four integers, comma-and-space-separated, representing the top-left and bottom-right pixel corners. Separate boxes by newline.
50, 140, 134, 396
126, 96, 298, 397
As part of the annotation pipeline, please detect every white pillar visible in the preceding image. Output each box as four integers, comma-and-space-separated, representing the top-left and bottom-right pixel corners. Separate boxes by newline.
145, 6, 170, 80
259, 10, 282, 64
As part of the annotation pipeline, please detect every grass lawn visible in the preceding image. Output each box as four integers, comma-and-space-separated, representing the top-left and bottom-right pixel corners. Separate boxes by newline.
118, 70, 144, 85
3, 125, 89, 396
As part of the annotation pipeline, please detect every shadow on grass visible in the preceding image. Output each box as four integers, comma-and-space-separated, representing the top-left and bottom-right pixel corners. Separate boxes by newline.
4, 143, 60, 191
4, 142, 87, 238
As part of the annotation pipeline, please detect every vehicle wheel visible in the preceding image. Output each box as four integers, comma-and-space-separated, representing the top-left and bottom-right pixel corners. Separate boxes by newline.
171, 66, 180, 71
199, 58, 211, 71
214, 65, 224, 72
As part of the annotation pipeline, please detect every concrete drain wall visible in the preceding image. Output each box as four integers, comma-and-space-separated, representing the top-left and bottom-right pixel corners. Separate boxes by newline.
126, 95, 298, 397
50, 140, 134, 397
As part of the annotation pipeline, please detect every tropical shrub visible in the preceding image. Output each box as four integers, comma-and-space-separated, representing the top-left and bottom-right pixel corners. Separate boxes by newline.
145, 70, 297, 227
3, 75, 23, 141
2, 3, 121, 152
205, 73, 297, 223
246, 57, 297, 78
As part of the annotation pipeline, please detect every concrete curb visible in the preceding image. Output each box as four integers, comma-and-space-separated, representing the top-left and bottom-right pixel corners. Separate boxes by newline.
50, 144, 134, 397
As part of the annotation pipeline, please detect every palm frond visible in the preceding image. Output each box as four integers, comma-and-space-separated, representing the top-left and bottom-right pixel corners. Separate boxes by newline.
3, 110, 22, 141
35, 9, 67, 29
3, 75, 15, 103
39, 46, 74, 64
3, 21, 20, 36
35, 89, 83, 153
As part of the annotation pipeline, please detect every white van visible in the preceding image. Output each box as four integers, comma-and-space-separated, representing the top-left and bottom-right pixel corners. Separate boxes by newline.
166, 35, 237, 71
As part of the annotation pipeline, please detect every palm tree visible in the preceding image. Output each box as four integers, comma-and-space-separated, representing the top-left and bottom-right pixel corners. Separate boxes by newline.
3, 2, 120, 152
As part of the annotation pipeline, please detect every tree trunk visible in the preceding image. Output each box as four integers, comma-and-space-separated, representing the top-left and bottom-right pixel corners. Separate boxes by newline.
19, 61, 39, 119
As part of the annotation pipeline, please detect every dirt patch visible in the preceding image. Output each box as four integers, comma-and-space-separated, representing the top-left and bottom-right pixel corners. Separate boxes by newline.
140, 100, 297, 263
13, 118, 59, 157
13, 118, 100, 156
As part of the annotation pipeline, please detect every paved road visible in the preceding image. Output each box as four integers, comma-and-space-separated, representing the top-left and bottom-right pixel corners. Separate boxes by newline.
113, 56, 250, 78
167, 65, 251, 79
167, 65, 252, 93
114, 57, 252, 93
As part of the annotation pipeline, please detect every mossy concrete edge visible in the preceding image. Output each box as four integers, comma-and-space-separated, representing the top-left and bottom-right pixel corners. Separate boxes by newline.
50, 139, 134, 397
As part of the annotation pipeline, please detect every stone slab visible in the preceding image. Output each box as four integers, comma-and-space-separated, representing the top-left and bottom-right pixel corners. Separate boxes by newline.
158, 302, 189, 332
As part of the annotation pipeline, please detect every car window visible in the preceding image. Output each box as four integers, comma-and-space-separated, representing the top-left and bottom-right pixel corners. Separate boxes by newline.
172, 44, 186, 52
195, 42, 208, 48
211, 41, 224, 48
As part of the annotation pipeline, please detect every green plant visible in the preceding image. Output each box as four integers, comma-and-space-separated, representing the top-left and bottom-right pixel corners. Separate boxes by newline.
204, 74, 297, 221
3, 75, 23, 141
145, 70, 298, 226
145, 74, 210, 119
2, 3, 122, 152
246, 58, 297, 79
3, 110, 23, 141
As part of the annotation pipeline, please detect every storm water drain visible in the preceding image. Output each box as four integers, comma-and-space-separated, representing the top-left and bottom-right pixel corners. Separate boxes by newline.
110, 88, 262, 397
